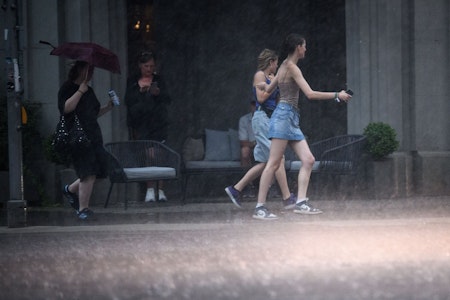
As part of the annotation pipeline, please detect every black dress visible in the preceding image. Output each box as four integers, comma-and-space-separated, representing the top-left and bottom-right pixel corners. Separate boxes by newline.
125, 74, 172, 141
58, 81, 107, 179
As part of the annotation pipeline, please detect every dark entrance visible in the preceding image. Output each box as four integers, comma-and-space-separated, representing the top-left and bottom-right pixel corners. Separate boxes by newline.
126, 0, 347, 148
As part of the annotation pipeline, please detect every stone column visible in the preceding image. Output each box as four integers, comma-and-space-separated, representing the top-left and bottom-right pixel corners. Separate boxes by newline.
346, 0, 407, 140
346, 0, 450, 196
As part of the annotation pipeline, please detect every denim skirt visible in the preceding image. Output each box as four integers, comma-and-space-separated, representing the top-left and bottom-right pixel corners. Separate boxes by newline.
268, 102, 305, 141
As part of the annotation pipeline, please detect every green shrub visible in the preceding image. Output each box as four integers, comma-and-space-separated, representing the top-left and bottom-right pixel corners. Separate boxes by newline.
363, 122, 399, 160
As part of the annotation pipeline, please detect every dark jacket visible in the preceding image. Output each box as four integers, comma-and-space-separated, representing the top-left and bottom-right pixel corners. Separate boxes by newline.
124, 74, 172, 141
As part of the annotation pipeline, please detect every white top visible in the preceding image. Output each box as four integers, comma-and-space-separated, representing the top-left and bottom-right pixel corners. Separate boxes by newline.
238, 112, 255, 142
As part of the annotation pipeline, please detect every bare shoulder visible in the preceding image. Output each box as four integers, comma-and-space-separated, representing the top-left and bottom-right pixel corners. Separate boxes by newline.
285, 61, 299, 72
253, 70, 266, 84
254, 70, 265, 80
287, 62, 302, 78
277, 61, 295, 82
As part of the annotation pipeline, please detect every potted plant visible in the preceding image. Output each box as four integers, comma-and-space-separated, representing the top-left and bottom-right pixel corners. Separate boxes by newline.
363, 122, 401, 199
363, 122, 399, 160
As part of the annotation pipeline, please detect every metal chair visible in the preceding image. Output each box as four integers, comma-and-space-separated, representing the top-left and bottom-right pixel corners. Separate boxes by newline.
104, 140, 181, 209
285, 135, 367, 195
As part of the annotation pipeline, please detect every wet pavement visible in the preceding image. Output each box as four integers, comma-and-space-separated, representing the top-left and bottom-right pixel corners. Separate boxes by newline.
1, 196, 450, 299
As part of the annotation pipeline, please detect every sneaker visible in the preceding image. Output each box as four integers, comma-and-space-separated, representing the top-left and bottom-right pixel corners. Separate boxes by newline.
293, 199, 323, 215
225, 186, 242, 208
252, 206, 278, 220
145, 188, 155, 202
78, 208, 94, 220
282, 193, 296, 210
158, 189, 167, 201
63, 184, 79, 211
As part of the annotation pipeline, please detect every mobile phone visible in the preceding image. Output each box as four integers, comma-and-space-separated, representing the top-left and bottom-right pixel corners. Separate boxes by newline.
346, 89, 354, 95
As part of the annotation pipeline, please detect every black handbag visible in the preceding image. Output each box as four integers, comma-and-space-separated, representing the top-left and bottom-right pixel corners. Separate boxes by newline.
52, 114, 91, 153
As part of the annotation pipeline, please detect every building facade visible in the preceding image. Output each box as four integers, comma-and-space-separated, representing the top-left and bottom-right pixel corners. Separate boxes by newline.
1, 0, 449, 204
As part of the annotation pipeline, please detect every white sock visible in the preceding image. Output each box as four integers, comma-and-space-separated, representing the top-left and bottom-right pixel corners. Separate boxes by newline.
256, 203, 264, 208
296, 198, 308, 205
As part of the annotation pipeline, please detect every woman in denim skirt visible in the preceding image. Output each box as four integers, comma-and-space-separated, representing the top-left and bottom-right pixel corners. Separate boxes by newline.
225, 49, 296, 211
253, 34, 352, 220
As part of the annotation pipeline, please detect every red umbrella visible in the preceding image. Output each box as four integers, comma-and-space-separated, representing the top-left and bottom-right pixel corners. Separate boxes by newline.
41, 41, 121, 74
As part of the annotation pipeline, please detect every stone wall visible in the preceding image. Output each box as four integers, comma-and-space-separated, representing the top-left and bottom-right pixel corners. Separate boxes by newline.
346, 0, 450, 197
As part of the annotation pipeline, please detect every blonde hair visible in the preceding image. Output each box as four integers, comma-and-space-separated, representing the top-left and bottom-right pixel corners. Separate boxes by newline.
257, 49, 278, 71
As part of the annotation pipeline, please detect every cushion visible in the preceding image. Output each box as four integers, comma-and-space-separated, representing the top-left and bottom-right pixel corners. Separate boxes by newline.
289, 161, 321, 172
185, 160, 242, 169
124, 167, 176, 180
182, 137, 204, 161
203, 129, 231, 161
228, 128, 240, 161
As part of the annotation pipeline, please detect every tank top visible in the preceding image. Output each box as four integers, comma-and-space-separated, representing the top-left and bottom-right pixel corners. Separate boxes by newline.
253, 77, 279, 111
278, 80, 299, 110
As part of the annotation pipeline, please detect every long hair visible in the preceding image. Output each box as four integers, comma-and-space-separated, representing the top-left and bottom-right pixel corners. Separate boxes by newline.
68, 61, 89, 81
279, 33, 306, 61
257, 49, 278, 71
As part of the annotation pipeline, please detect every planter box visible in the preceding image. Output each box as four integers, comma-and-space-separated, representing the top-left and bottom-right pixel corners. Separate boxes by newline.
413, 151, 450, 196
364, 152, 414, 199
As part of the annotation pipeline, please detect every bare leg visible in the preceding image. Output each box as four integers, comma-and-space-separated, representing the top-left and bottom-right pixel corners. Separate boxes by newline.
146, 180, 164, 189
240, 145, 253, 168
274, 156, 291, 200
290, 140, 315, 199
234, 163, 265, 192
157, 181, 166, 201
235, 158, 290, 200
257, 138, 288, 205
78, 175, 96, 211
68, 179, 80, 195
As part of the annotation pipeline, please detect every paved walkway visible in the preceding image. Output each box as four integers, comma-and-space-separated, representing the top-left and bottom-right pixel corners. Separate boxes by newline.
2, 195, 450, 228
1, 196, 450, 299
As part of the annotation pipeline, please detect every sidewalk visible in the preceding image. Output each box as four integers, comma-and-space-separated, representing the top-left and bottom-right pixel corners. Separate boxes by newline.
1, 195, 449, 230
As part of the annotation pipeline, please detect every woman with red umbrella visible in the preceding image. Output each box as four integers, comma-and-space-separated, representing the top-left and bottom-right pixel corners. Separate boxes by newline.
60, 61, 115, 220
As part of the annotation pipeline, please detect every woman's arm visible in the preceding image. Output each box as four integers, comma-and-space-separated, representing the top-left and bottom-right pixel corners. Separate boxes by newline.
255, 74, 279, 96
253, 71, 272, 104
291, 64, 351, 102
64, 70, 90, 113
63, 83, 87, 113
154, 75, 172, 105
98, 100, 114, 117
